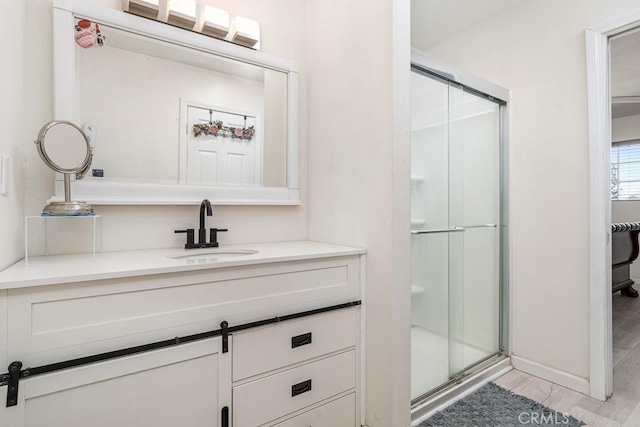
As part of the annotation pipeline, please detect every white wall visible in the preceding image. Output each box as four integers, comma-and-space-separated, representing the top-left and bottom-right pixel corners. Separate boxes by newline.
22, 0, 308, 256
422, 0, 640, 387
306, 0, 412, 425
0, 1, 26, 270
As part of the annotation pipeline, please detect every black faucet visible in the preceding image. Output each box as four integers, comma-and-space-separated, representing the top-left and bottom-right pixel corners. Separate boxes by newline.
174, 199, 228, 249
199, 199, 213, 245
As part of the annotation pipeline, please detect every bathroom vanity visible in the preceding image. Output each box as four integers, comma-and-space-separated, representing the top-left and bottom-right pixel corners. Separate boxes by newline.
0, 241, 365, 427
0, 3, 367, 425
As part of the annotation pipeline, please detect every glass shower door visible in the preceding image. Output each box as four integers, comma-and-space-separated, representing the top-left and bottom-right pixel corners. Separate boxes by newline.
410, 68, 502, 402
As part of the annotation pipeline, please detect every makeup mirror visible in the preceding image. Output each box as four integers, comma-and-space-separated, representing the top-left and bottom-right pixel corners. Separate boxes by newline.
34, 121, 94, 215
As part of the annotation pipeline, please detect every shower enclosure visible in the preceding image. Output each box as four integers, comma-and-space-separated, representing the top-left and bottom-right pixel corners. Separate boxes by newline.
410, 54, 508, 405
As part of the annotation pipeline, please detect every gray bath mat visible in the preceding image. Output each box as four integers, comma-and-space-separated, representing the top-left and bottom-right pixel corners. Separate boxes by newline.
417, 382, 585, 427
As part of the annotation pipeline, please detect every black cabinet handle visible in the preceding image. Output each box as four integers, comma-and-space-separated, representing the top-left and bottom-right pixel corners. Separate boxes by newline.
221, 321, 229, 354
291, 332, 312, 348
221, 406, 229, 427
291, 379, 312, 397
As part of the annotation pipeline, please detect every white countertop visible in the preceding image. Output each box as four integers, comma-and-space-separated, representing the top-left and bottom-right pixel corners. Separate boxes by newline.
0, 241, 366, 290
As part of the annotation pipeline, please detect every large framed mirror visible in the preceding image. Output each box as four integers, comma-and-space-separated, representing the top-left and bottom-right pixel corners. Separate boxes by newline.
52, 0, 299, 205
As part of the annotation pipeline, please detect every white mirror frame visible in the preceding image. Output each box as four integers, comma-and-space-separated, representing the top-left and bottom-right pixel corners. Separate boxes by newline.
52, 0, 299, 205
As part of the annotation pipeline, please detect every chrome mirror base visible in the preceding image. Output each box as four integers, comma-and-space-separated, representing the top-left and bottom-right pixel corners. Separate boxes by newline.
42, 201, 94, 216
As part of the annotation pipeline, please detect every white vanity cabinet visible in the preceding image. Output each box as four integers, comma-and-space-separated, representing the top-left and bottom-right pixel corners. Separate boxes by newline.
0, 242, 365, 427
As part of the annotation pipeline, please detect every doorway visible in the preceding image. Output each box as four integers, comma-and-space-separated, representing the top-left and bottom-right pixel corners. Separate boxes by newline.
586, 9, 640, 401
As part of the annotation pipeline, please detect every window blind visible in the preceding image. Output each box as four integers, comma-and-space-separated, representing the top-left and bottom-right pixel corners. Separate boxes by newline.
612, 140, 640, 200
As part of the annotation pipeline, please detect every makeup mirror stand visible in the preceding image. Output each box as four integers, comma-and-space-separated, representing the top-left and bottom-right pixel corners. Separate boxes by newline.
34, 120, 94, 215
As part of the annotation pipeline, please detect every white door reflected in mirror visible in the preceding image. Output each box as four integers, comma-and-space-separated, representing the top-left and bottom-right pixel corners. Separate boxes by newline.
186, 105, 260, 186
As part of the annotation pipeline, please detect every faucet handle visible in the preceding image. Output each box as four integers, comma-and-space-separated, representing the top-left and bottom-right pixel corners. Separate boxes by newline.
209, 228, 228, 248
174, 229, 195, 247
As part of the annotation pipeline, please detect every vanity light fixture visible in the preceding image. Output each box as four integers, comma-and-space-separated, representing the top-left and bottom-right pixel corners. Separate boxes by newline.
232, 16, 260, 48
201, 5, 229, 38
122, 0, 260, 50
167, 0, 197, 30
122, 0, 160, 20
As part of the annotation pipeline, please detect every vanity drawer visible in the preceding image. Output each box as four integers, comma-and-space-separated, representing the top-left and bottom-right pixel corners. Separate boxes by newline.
232, 350, 356, 427
273, 393, 356, 427
232, 307, 358, 381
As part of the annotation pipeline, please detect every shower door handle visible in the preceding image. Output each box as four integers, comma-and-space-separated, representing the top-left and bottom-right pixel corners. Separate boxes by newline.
411, 227, 466, 235
463, 224, 497, 229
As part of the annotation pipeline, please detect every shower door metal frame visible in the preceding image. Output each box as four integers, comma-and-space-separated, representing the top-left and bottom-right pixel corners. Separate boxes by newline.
410, 48, 510, 408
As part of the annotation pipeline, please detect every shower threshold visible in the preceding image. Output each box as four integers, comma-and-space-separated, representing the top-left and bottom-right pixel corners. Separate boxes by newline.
411, 354, 511, 425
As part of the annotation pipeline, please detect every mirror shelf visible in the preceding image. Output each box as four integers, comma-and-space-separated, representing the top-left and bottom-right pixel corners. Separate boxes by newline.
51, 180, 300, 206
53, 0, 300, 206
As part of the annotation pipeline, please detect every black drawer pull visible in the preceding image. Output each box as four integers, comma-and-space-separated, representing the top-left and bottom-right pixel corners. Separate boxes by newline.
291, 332, 312, 348
291, 379, 312, 397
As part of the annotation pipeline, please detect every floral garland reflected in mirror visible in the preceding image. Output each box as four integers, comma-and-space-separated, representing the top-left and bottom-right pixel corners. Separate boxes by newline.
193, 110, 255, 141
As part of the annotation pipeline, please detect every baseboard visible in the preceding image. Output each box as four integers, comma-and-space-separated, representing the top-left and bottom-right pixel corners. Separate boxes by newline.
511, 355, 590, 395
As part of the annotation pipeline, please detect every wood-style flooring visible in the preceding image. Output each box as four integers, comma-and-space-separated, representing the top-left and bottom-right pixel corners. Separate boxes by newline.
494, 293, 640, 426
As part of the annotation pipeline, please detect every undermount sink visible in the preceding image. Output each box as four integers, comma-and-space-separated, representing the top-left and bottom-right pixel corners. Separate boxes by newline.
167, 248, 259, 261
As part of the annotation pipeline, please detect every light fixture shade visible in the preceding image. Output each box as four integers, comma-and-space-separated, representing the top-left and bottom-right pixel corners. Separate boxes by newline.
123, 0, 160, 20
201, 5, 229, 38
232, 16, 260, 48
167, 0, 197, 30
